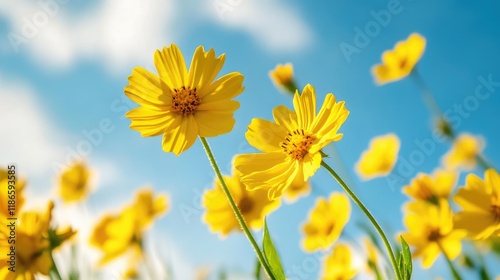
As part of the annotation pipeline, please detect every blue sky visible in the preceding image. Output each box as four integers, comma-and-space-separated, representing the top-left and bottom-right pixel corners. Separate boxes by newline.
1, 0, 500, 279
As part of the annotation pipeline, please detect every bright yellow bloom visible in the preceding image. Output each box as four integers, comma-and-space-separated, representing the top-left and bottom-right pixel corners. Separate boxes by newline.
0, 167, 25, 218
401, 200, 465, 268
442, 133, 484, 171
454, 168, 500, 239
90, 188, 167, 264
125, 44, 245, 155
269, 63, 296, 92
321, 243, 358, 280
372, 33, 426, 85
57, 161, 91, 203
235, 84, 349, 200
0, 201, 75, 280
203, 171, 281, 237
403, 169, 457, 203
302, 193, 351, 252
355, 134, 400, 180
283, 180, 311, 203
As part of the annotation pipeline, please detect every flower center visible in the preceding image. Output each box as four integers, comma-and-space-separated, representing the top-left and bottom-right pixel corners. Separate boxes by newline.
491, 204, 500, 222
238, 196, 254, 214
171, 86, 201, 116
281, 129, 315, 161
427, 228, 441, 242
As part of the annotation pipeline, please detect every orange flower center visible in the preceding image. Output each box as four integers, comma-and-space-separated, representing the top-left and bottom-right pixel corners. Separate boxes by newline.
238, 196, 254, 214
427, 228, 442, 242
281, 129, 315, 161
171, 86, 201, 116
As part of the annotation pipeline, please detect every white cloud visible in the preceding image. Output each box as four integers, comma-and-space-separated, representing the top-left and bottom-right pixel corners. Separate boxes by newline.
205, 0, 314, 53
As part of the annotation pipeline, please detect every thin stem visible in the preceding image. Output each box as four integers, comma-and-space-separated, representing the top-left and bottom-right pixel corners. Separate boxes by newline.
200, 137, 276, 280
438, 242, 462, 280
410, 69, 443, 117
321, 160, 401, 280
50, 252, 63, 280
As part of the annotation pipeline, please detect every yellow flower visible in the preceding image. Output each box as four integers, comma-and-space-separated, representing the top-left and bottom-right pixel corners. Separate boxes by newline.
454, 168, 500, 239
125, 44, 245, 155
355, 134, 400, 180
90, 188, 167, 264
57, 161, 91, 203
235, 84, 349, 200
372, 33, 426, 85
442, 133, 484, 171
203, 170, 281, 237
302, 193, 351, 252
0, 167, 26, 218
321, 243, 358, 280
269, 63, 296, 93
283, 180, 311, 204
403, 169, 457, 203
401, 200, 465, 268
0, 201, 75, 280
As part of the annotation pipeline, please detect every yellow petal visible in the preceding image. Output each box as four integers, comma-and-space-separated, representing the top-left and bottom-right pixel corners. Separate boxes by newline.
293, 84, 317, 130
188, 46, 226, 95
195, 111, 236, 137
201, 72, 245, 103
161, 115, 198, 156
154, 44, 188, 90
125, 67, 171, 110
245, 118, 287, 153
272, 105, 298, 132
127, 107, 180, 137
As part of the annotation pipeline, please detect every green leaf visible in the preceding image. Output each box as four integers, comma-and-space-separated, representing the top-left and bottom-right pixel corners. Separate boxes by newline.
400, 236, 413, 280
263, 219, 286, 280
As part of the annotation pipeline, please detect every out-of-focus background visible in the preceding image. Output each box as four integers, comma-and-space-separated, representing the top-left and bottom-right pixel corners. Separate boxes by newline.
1, 0, 500, 279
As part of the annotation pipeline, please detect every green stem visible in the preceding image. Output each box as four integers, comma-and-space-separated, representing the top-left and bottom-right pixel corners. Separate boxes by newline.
438, 242, 462, 280
321, 160, 401, 280
200, 137, 276, 280
50, 252, 63, 280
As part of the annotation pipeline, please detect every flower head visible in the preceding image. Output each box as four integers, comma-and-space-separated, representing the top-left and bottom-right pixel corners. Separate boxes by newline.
442, 133, 484, 171
355, 133, 400, 180
403, 169, 457, 204
372, 33, 426, 85
401, 200, 465, 268
321, 243, 358, 280
203, 170, 281, 237
57, 161, 92, 203
235, 84, 349, 200
125, 44, 245, 155
454, 168, 500, 239
302, 193, 351, 252
269, 63, 297, 93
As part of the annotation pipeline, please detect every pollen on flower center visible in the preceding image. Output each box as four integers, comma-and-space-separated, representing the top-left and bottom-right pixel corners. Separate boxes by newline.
171, 86, 201, 116
280, 129, 315, 161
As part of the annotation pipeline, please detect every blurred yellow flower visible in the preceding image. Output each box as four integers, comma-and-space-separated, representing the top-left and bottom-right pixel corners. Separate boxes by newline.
442, 133, 484, 171
403, 169, 457, 203
125, 44, 245, 155
355, 133, 400, 180
321, 243, 358, 280
401, 200, 465, 268
203, 171, 281, 237
269, 63, 297, 93
58, 161, 91, 203
372, 33, 426, 85
302, 193, 351, 252
454, 168, 500, 239
0, 167, 26, 218
235, 84, 349, 200
0, 201, 75, 280
90, 188, 167, 265
283, 180, 311, 204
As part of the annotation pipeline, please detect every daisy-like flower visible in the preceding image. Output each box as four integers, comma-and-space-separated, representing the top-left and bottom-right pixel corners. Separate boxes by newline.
235, 84, 349, 200
372, 33, 426, 85
57, 161, 92, 203
202, 169, 281, 237
321, 243, 358, 280
0, 167, 25, 218
301, 193, 351, 252
125, 44, 245, 155
355, 133, 400, 180
90, 188, 167, 264
442, 133, 484, 171
403, 169, 457, 204
269, 63, 297, 93
454, 168, 500, 239
401, 200, 466, 268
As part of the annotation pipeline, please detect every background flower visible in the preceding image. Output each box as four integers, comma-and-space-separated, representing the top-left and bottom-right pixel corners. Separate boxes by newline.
355, 133, 400, 180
